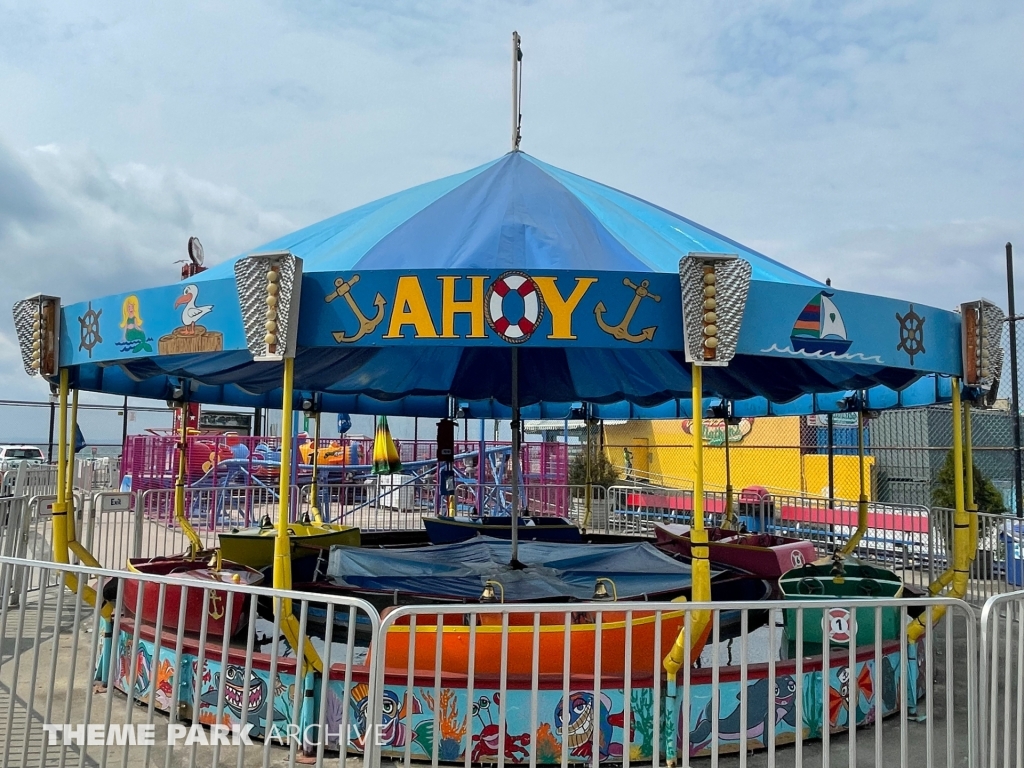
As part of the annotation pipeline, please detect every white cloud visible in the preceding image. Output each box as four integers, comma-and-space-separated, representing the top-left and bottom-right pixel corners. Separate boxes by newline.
0, 0, 1021, 429
0, 138, 294, 416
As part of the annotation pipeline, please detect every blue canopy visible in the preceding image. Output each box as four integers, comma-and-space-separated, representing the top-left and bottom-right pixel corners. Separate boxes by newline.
48, 152, 966, 413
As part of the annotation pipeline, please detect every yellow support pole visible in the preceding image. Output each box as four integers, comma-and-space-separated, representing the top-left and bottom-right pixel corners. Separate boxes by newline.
50, 371, 109, 618
273, 358, 323, 673
663, 365, 712, 678
175, 402, 204, 558
964, 401, 979, 558
839, 410, 869, 556
65, 387, 77, 509
309, 411, 323, 524
722, 417, 736, 529
52, 370, 69, 565
65, 388, 101, 568
909, 378, 969, 641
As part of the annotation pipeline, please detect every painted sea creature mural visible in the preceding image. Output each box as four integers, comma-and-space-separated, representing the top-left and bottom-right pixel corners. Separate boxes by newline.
350, 683, 421, 750
117, 295, 153, 353
690, 675, 798, 754
471, 694, 531, 762
791, 291, 852, 355
553, 691, 627, 761
197, 663, 290, 739
418, 688, 468, 761
158, 284, 223, 354
828, 665, 874, 729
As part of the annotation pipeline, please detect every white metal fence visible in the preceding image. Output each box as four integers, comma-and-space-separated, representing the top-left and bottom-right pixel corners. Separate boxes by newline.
0, 551, 980, 767
0, 555, 381, 767
979, 589, 1024, 768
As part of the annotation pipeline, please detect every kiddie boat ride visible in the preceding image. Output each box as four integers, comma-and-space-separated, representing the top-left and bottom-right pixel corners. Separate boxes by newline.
780, 554, 904, 645
122, 553, 263, 638
654, 522, 817, 580
422, 514, 583, 544
307, 537, 777, 676
16, 44, 998, 759
219, 515, 361, 569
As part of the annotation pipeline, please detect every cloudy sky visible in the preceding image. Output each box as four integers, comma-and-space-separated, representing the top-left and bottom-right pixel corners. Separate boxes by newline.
0, 1, 1021, 440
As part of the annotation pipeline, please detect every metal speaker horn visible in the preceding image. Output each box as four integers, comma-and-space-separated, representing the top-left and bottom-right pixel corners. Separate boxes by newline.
679, 254, 751, 366
12, 294, 61, 378
960, 299, 1004, 393
234, 252, 303, 361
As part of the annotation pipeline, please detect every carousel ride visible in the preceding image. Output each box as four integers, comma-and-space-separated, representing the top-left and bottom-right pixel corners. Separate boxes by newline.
11, 37, 1006, 763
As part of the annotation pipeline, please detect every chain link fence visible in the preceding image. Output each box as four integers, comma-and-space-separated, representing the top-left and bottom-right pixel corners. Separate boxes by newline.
601, 401, 1019, 513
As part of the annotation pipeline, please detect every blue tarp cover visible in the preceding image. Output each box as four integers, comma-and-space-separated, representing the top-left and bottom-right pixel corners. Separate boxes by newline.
325, 536, 708, 601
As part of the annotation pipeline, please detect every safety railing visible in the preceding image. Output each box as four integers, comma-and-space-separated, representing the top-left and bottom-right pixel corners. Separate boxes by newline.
0, 555, 380, 767
0, 550, 992, 767
369, 595, 976, 767
980, 589, 1024, 768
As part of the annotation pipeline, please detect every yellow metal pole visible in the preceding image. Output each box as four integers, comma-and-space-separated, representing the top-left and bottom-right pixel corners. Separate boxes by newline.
272, 357, 323, 673
909, 378, 969, 641
689, 365, 710, 603
310, 410, 322, 524
723, 416, 735, 529
274, 357, 295, 591
50, 371, 109, 616
52, 370, 69, 565
65, 388, 101, 568
839, 410, 869, 556
175, 402, 203, 558
64, 387, 78, 534
965, 401, 978, 558
663, 365, 712, 680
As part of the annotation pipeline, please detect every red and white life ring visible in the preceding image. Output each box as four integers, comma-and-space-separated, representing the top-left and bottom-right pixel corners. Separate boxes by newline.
485, 271, 545, 344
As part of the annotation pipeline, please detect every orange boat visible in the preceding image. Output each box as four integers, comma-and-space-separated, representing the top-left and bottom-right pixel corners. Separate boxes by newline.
379, 601, 709, 677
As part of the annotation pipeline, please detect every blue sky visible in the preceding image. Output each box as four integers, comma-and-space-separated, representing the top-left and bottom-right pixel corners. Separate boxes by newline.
0, 1, 1021, 440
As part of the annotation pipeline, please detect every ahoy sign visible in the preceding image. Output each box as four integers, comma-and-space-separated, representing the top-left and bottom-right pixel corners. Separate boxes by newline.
298, 270, 683, 349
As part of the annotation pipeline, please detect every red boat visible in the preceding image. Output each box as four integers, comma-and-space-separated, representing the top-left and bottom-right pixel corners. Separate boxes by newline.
122, 556, 264, 638
654, 523, 817, 580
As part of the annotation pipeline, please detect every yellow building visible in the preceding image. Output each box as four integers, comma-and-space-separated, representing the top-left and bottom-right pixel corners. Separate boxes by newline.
603, 416, 872, 500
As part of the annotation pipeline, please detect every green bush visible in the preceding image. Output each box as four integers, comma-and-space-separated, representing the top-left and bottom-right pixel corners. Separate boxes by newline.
931, 450, 1006, 514
569, 446, 620, 489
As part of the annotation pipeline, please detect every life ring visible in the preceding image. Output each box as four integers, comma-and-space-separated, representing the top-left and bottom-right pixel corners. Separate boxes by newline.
485, 271, 545, 344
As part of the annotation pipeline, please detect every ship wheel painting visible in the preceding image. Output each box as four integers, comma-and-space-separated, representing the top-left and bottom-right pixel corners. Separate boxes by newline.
790, 291, 852, 355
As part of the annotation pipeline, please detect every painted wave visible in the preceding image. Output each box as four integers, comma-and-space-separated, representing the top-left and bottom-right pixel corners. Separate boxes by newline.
760, 343, 884, 365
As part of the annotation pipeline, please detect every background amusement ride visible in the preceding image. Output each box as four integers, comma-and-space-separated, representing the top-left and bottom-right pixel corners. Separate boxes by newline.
8, 33, 1006, 765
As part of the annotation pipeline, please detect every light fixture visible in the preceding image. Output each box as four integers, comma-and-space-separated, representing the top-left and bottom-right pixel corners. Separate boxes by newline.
679, 254, 751, 367
960, 299, 1005, 394
234, 251, 303, 362
13, 294, 60, 378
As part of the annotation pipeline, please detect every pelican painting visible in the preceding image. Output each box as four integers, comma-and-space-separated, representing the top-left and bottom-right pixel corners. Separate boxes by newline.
173, 285, 214, 335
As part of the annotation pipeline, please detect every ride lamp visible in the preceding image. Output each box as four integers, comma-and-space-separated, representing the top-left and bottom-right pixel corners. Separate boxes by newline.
12, 294, 60, 378
234, 251, 303, 362
679, 254, 752, 367
960, 299, 1004, 392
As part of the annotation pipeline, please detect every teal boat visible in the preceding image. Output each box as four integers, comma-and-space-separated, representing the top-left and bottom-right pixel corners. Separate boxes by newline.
779, 555, 903, 646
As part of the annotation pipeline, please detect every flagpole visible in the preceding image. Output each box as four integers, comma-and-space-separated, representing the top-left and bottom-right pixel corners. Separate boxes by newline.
508, 30, 525, 567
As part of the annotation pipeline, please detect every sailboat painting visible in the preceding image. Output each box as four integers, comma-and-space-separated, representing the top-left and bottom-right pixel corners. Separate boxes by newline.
789, 292, 853, 355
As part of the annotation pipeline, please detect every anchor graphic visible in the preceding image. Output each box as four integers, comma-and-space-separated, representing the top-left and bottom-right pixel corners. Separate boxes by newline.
595, 278, 661, 342
325, 275, 386, 343
208, 592, 225, 621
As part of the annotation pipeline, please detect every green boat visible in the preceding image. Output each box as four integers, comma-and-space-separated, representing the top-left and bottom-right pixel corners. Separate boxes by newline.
779, 555, 903, 646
